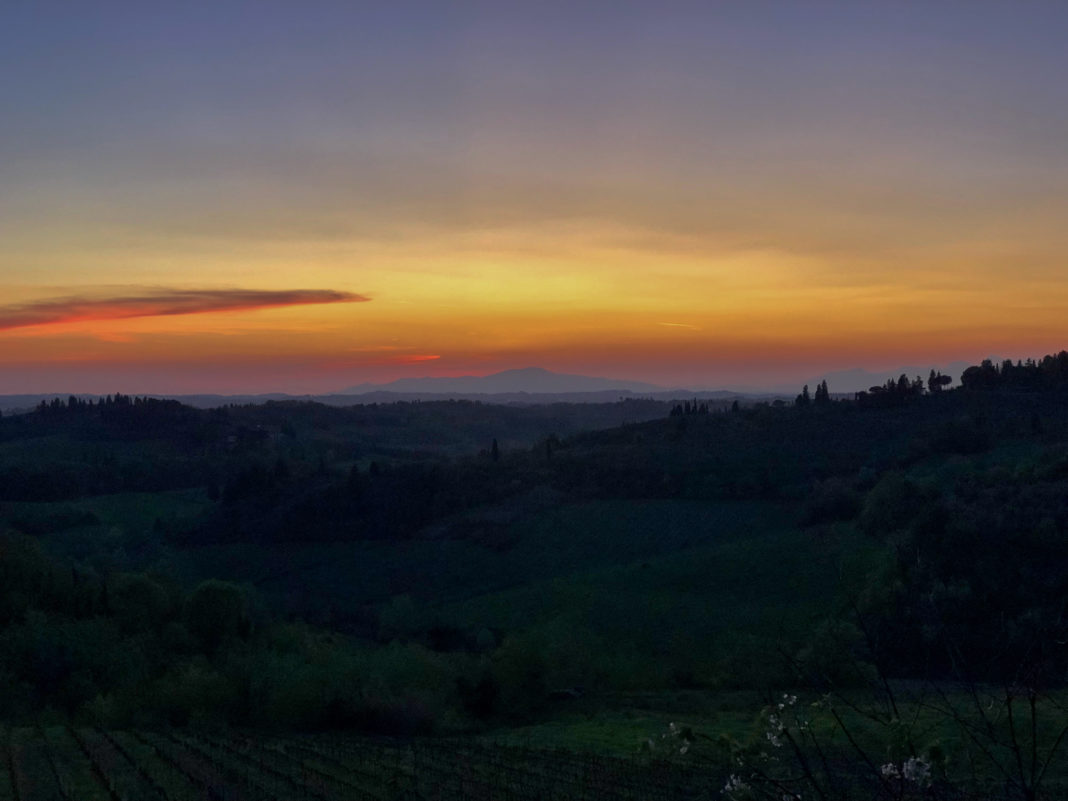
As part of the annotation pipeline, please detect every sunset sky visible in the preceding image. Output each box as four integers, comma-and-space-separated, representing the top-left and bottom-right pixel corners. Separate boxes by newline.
3, 2, 1068, 394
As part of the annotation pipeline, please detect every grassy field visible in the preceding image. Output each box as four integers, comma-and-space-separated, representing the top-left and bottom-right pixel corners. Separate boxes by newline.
434, 504, 880, 689
1, 489, 211, 569
178, 498, 799, 604
478, 689, 764, 754
163, 498, 881, 706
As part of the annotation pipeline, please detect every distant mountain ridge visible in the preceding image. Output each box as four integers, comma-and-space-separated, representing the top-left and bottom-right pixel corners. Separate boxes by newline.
338, 363, 976, 399
337, 367, 674, 396
0, 361, 992, 412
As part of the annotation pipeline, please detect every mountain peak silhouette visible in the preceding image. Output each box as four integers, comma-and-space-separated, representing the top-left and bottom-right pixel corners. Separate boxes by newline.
338, 368, 669, 395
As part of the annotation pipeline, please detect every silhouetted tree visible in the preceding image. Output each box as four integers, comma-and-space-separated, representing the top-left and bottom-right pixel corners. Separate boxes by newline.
814, 380, 831, 405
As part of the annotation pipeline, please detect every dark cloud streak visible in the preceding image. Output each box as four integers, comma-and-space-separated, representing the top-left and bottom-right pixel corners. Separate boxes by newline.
0, 288, 369, 330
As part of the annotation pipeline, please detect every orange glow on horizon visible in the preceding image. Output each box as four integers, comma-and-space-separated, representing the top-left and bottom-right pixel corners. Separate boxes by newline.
5, 157, 1068, 394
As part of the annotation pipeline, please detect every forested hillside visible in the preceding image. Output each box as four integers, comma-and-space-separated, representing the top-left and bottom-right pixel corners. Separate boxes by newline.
3, 354, 1068, 799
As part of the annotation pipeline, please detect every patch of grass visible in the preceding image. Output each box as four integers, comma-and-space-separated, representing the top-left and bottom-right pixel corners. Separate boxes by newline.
74, 489, 211, 532
182, 499, 795, 619
481, 690, 762, 756
440, 520, 877, 658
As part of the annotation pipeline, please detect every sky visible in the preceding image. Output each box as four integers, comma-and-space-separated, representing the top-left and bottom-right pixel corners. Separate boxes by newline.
3, 1, 1068, 394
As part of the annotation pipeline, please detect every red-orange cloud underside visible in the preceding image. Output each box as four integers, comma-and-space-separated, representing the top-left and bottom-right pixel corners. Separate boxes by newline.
0, 288, 368, 331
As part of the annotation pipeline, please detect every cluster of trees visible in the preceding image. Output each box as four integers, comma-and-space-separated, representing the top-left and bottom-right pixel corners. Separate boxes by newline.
777, 351, 1068, 687
191, 457, 526, 545
927, 368, 953, 391
669, 399, 712, 416
854, 374, 927, 406
855, 463, 1068, 684
795, 380, 832, 407
0, 530, 256, 723
961, 352, 1068, 390
0, 529, 570, 732
0, 459, 207, 502
759, 455, 1068, 801
802, 351, 1068, 409
793, 372, 956, 407
34, 394, 204, 428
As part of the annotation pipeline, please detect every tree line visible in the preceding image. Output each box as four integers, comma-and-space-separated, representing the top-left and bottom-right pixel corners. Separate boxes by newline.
791, 350, 1068, 410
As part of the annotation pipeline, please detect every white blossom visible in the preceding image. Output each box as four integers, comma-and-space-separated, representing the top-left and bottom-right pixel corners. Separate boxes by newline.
902, 756, 931, 786
723, 774, 749, 795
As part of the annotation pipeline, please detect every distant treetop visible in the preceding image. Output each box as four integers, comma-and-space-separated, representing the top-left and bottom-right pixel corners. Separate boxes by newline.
960, 351, 1068, 391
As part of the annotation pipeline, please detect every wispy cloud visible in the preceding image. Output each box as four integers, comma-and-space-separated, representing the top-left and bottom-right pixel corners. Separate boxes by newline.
0, 288, 369, 331
657, 322, 701, 330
